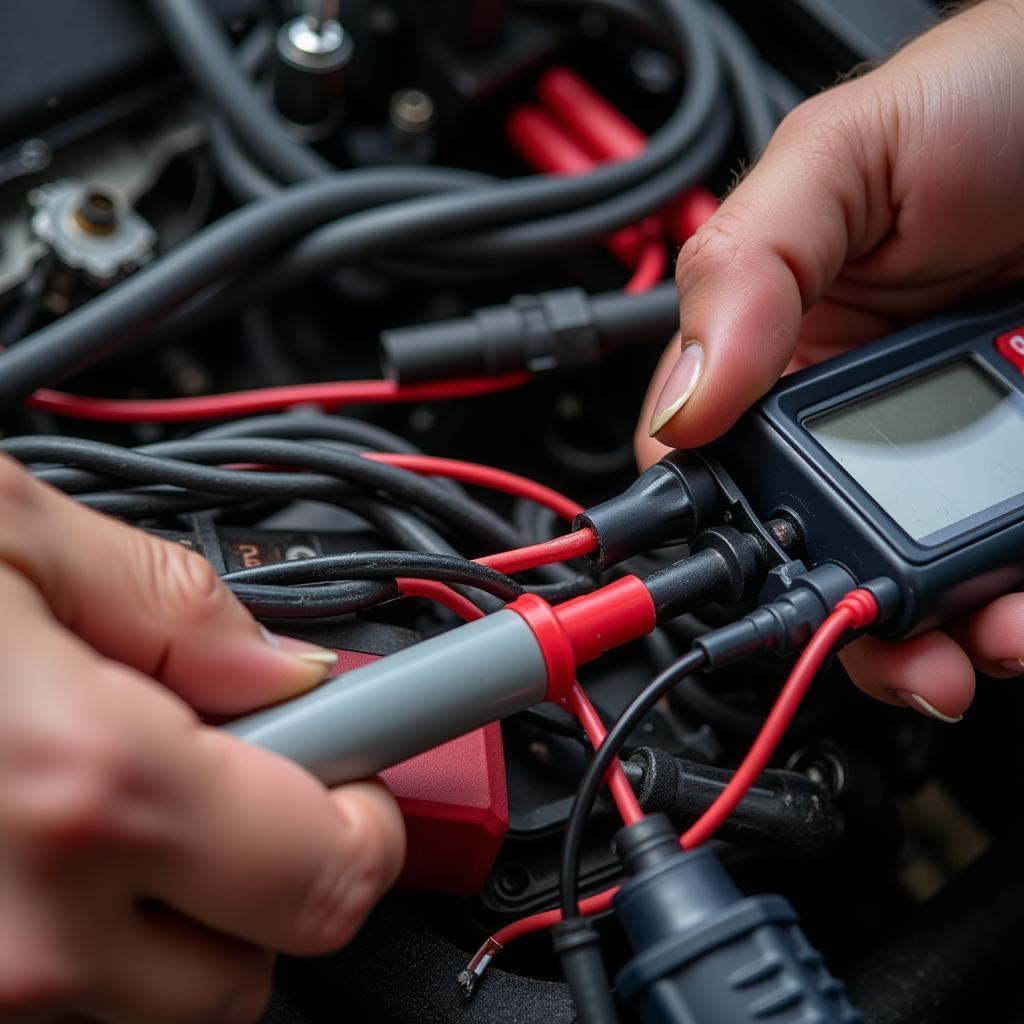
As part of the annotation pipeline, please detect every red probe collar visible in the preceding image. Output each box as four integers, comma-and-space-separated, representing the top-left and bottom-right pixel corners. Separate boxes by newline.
509, 576, 658, 702
508, 593, 578, 702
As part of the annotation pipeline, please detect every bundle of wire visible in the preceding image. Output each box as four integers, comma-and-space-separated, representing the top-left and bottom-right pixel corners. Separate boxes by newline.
1, 421, 602, 622
0, 0, 789, 413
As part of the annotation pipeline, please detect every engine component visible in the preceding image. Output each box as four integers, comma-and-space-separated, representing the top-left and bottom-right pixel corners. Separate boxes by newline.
28, 178, 155, 288
625, 746, 840, 861
272, 12, 354, 140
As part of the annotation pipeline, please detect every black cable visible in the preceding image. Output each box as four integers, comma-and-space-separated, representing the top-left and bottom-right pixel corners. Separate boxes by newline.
229, 579, 397, 618
430, 111, 730, 264
551, 919, 618, 1024
340, 497, 503, 614
222, 551, 524, 602
8, 437, 521, 551
0, 254, 53, 349
558, 647, 708, 918
0, 168, 487, 405
192, 413, 427, 455
145, 0, 331, 183
700, 1, 779, 156
81, 486, 254, 520
206, 111, 279, 202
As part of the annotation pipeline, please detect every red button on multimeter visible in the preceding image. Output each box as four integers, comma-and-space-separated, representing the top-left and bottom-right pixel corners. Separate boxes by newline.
995, 327, 1024, 372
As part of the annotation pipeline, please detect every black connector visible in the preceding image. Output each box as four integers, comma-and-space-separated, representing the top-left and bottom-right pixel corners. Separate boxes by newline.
624, 747, 841, 861
612, 814, 862, 1024
551, 919, 618, 1024
577, 451, 723, 570
643, 525, 763, 619
380, 281, 678, 383
695, 563, 859, 669
694, 566, 902, 669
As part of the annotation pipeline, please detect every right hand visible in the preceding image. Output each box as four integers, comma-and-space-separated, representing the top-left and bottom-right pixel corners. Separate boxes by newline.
0, 455, 405, 1023
636, 0, 1024, 723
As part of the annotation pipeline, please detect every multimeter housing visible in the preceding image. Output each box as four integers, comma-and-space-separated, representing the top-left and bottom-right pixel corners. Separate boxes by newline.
704, 289, 1024, 638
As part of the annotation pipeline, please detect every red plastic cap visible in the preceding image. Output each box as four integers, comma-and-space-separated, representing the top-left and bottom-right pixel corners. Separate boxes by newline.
509, 576, 657, 702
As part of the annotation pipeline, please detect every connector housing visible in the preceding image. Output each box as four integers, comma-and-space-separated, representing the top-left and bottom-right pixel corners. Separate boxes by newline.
575, 451, 722, 570
613, 814, 862, 1024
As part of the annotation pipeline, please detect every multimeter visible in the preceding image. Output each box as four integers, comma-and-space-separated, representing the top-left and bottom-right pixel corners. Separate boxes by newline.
704, 289, 1024, 637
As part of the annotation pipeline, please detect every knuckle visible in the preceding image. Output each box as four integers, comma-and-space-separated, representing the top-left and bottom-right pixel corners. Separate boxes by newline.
675, 214, 746, 294
0, 939, 85, 1013
0, 456, 39, 557
135, 535, 229, 626
773, 84, 878, 168
8, 707, 140, 848
293, 812, 393, 953
0, 453, 37, 515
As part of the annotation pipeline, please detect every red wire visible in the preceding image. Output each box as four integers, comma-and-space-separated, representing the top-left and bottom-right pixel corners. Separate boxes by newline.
624, 238, 668, 294
479, 588, 880, 956
25, 373, 531, 423
396, 578, 485, 622
680, 588, 878, 849
363, 453, 584, 521
492, 886, 618, 947
568, 683, 644, 826
478, 529, 595, 574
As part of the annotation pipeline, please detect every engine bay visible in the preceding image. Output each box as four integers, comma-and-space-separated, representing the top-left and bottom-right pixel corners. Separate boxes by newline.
3, 2, 1022, 1022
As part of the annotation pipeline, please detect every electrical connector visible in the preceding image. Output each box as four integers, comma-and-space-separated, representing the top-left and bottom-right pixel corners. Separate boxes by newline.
694, 564, 899, 669
624, 747, 841, 861
612, 814, 862, 1024
642, 525, 764, 619
379, 281, 678, 384
576, 451, 723, 570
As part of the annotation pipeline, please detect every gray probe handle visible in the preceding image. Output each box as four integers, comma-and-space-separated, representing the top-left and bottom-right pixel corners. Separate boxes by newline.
225, 609, 548, 785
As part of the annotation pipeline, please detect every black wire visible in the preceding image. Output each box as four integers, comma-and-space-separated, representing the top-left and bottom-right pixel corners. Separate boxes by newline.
0, 254, 53, 349
700, 1, 779, 156
0, 168, 487, 405
192, 412, 427, 455
334, 498, 503, 614
222, 550, 524, 602
558, 647, 708, 918
81, 486, 254, 519
145, 0, 332, 183
229, 579, 397, 618
9, 436, 520, 551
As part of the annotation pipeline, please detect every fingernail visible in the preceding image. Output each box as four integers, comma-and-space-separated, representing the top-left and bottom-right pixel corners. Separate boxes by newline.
894, 690, 962, 724
1000, 659, 1024, 674
649, 341, 703, 437
260, 626, 339, 680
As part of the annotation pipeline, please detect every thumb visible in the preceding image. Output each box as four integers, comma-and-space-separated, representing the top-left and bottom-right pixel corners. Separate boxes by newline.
643, 82, 893, 455
0, 455, 338, 714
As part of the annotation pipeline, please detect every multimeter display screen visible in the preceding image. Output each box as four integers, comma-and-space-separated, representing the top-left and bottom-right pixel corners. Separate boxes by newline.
806, 359, 1024, 543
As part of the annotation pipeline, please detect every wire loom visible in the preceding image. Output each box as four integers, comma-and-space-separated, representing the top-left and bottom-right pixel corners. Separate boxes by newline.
1, 424, 599, 621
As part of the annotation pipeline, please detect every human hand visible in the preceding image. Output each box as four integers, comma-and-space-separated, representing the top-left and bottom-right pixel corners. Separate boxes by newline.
0, 456, 404, 1023
637, 0, 1024, 722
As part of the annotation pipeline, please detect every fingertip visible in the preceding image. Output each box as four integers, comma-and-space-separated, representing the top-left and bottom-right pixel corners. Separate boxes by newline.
165, 630, 341, 716
839, 631, 975, 721
330, 780, 407, 892
948, 592, 1024, 678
